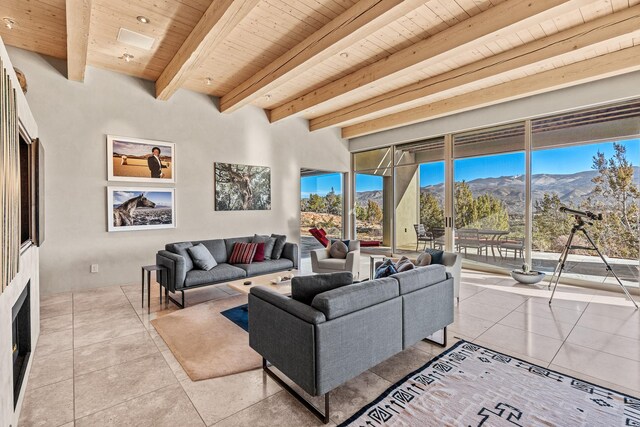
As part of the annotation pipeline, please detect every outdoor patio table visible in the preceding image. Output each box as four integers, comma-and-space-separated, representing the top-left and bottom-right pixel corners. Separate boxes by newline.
478, 230, 509, 259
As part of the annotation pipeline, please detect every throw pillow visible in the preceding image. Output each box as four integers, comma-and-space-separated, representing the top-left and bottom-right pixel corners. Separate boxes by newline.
328, 240, 348, 259
271, 234, 287, 259
374, 259, 398, 279
187, 244, 217, 271
229, 242, 258, 264
395, 256, 415, 272
172, 242, 194, 271
252, 234, 276, 259
291, 272, 353, 305
416, 252, 432, 266
424, 248, 444, 265
253, 242, 265, 262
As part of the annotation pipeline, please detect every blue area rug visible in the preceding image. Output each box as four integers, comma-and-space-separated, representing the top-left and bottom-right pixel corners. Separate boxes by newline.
220, 303, 249, 332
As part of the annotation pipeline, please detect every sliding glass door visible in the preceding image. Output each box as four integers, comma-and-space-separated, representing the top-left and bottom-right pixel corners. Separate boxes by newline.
300, 169, 344, 258
453, 124, 526, 269
351, 99, 640, 289
394, 138, 446, 256
353, 148, 393, 250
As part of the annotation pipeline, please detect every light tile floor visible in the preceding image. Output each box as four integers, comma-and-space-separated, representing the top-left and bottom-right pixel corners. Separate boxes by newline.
21, 266, 640, 426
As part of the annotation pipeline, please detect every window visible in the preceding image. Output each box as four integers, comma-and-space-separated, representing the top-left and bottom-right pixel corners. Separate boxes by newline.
531, 101, 640, 286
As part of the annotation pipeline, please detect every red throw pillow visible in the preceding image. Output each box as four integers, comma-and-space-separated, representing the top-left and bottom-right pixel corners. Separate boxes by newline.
253, 242, 265, 262
229, 242, 258, 264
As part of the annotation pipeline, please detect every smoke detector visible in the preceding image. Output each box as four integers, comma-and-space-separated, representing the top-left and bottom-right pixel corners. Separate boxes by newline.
117, 28, 155, 50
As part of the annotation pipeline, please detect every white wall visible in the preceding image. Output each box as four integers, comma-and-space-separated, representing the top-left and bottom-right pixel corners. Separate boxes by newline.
349, 71, 640, 151
0, 38, 40, 427
6, 47, 350, 295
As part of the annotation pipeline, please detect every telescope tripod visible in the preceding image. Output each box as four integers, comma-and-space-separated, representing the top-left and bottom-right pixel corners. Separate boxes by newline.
548, 216, 638, 309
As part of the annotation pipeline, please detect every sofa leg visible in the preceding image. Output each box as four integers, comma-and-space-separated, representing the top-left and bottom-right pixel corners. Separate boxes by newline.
262, 358, 330, 424
424, 326, 447, 348
168, 290, 185, 309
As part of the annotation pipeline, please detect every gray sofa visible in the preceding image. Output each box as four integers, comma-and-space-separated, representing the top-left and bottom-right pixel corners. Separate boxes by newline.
156, 236, 298, 307
248, 265, 453, 423
376, 251, 461, 302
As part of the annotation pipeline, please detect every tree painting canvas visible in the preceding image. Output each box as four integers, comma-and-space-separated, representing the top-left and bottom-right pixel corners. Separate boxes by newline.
214, 163, 271, 211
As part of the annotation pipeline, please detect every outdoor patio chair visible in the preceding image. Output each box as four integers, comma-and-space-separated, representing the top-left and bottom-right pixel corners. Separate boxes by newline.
432, 227, 446, 250
456, 228, 488, 258
413, 224, 434, 251
499, 237, 524, 259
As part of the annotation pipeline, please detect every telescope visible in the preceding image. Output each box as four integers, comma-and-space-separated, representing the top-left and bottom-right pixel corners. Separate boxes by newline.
559, 206, 602, 221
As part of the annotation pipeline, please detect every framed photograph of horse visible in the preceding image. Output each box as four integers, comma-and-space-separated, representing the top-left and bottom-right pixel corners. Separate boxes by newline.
107, 187, 176, 232
107, 135, 175, 183
214, 163, 271, 211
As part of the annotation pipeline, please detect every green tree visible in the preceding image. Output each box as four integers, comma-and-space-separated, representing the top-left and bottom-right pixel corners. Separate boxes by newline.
474, 194, 509, 230
325, 187, 342, 216
454, 182, 475, 228
419, 192, 444, 231
533, 193, 573, 252
355, 205, 367, 221
306, 193, 326, 213
453, 181, 510, 231
587, 143, 640, 258
366, 200, 383, 223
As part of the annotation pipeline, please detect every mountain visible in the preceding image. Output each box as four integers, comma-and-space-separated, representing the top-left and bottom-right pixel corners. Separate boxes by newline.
355, 168, 640, 214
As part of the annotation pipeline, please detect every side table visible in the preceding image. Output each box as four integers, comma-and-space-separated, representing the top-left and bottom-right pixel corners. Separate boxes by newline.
369, 255, 386, 280
141, 265, 167, 314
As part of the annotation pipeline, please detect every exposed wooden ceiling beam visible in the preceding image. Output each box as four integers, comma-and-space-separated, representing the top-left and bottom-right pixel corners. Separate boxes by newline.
66, 0, 92, 82
269, 0, 588, 123
219, 0, 426, 113
310, 5, 640, 131
341, 45, 640, 139
155, 0, 260, 101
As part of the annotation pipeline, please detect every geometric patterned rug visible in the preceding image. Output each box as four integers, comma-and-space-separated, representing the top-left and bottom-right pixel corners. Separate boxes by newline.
339, 340, 639, 426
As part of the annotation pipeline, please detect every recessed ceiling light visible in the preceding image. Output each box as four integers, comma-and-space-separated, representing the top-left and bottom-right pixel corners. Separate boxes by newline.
136, 16, 150, 24
205, 77, 213, 86
3, 17, 16, 30
340, 52, 349, 59
120, 53, 134, 63
265, 94, 272, 100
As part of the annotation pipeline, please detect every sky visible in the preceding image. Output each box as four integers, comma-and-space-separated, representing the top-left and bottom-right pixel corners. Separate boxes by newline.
112, 140, 172, 157
301, 173, 343, 198
113, 190, 173, 207
350, 139, 640, 191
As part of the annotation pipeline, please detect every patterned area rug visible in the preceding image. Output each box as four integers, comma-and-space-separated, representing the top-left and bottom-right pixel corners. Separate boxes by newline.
340, 341, 639, 426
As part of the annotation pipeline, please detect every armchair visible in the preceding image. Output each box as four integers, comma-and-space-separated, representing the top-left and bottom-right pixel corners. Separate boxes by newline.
310, 240, 360, 279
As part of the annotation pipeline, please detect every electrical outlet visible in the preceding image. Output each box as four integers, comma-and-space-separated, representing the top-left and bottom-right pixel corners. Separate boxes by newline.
90, 264, 99, 273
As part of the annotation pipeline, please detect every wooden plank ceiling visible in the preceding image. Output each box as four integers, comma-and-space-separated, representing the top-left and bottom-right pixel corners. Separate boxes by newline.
1, 0, 639, 138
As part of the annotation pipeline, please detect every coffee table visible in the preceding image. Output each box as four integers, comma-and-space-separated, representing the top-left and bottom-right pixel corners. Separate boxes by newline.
227, 270, 307, 295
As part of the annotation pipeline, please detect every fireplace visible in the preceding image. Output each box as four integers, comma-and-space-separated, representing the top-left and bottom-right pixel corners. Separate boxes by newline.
12, 282, 31, 407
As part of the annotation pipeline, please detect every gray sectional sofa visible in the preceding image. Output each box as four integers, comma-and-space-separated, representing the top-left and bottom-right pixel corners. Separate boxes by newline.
156, 236, 298, 307
248, 265, 453, 423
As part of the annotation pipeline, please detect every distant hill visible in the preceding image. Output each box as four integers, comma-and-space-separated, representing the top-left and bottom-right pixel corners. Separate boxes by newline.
354, 168, 640, 214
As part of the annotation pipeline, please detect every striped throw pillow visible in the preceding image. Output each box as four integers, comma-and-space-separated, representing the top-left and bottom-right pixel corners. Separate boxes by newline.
229, 242, 258, 265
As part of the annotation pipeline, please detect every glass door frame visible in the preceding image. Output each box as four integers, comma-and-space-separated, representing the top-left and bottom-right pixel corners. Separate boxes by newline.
350, 103, 640, 290
299, 168, 348, 240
